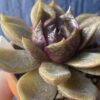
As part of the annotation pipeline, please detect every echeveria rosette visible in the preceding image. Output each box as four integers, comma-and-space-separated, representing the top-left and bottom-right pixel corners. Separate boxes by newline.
0, 0, 100, 100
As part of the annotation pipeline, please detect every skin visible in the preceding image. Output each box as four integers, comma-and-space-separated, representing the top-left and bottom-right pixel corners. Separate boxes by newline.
0, 70, 13, 100
5, 72, 20, 100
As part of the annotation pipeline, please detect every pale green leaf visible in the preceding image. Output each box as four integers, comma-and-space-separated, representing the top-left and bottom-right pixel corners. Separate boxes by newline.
78, 66, 100, 76
0, 48, 40, 73
17, 69, 57, 100
0, 36, 14, 50
0, 14, 31, 32
76, 13, 97, 24
80, 16, 100, 28
57, 70, 98, 100
67, 52, 100, 68
39, 62, 71, 85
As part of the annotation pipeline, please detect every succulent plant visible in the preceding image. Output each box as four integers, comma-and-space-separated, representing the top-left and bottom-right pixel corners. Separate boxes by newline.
0, 0, 100, 100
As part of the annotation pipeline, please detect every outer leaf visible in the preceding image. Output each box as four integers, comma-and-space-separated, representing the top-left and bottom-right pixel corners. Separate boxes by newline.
57, 70, 98, 100
45, 28, 80, 63
80, 18, 100, 45
76, 13, 97, 24
79, 22, 99, 50
1, 21, 32, 48
39, 62, 71, 85
0, 48, 40, 73
67, 52, 100, 68
78, 66, 100, 76
17, 69, 57, 100
0, 36, 14, 50
22, 37, 48, 61
0, 14, 31, 32
80, 16, 100, 28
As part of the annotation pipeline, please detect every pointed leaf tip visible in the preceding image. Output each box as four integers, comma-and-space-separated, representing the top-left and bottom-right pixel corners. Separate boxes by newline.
0, 15, 32, 48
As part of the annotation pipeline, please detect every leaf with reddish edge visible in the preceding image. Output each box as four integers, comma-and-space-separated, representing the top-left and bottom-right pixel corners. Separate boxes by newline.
45, 28, 80, 63
45, 38, 74, 63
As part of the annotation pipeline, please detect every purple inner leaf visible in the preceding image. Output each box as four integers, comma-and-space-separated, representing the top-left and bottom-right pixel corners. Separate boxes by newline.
32, 21, 47, 50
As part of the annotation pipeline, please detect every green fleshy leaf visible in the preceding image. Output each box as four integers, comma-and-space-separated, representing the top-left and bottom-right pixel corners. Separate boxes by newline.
17, 69, 57, 100
0, 36, 14, 50
1, 16, 32, 48
45, 28, 80, 63
67, 52, 100, 68
76, 13, 97, 24
22, 37, 48, 61
78, 66, 100, 76
39, 62, 71, 85
30, 0, 44, 28
57, 70, 98, 100
79, 22, 99, 50
0, 48, 40, 73
0, 14, 31, 32
30, 0, 55, 28
80, 16, 100, 28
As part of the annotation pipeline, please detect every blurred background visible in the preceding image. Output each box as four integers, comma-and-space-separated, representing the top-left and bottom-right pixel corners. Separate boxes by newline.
0, 0, 100, 35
